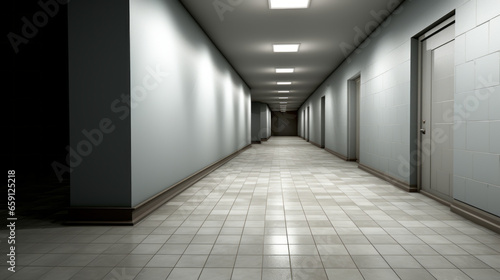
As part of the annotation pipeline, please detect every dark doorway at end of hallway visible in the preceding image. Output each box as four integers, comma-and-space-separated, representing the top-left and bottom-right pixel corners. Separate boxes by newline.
271, 111, 298, 136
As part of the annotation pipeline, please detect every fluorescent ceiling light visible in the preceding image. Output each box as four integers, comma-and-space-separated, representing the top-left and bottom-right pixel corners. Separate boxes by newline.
279, 97, 289, 99
280, 102, 288, 104
276, 68, 295, 73
278, 90, 290, 93
273, 44, 300, 52
277, 82, 292, 85
269, 0, 310, 9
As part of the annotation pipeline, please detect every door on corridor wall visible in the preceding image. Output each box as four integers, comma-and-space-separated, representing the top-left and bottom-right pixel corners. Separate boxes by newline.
306, 106, 310, 142
321, 96, 325, 148
419, 19, 455, 202
348, 76, 360, 161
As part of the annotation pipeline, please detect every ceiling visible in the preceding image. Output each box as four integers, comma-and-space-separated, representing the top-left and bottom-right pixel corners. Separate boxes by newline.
179, 0, 403, 111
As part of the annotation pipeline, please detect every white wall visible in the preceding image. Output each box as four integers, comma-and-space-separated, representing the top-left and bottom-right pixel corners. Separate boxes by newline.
453, 0, 500, 215
252, 102, 271, 141
129, 0, 251, 206
299, 0, 500, 216
261, 104, 271, 139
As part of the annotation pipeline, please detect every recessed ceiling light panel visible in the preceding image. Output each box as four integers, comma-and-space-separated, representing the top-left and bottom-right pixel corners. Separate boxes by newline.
273, 44, 300, 53
278, 97, 289, 99
276, 68, 295, 73
278, 90, 290, 93
277, 82, 292, 85
269, 0, 310, 9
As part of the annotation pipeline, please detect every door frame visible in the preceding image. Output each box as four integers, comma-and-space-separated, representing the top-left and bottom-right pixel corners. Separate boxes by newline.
321, 96, 326, 148
347, 74, 361, 162
417, 16, 456, 197
306, 106, 310, 142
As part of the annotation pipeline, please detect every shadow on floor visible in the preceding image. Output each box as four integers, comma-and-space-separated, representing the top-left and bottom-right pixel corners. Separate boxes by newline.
1, 176, 70, 229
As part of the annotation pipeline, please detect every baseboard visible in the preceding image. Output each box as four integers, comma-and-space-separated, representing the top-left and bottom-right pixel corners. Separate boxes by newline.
420, 190, 451, 207
309, 141, 323, 149
358, 163, 418, 193
324, 147, 348, 161
451, 200, 500, 234
67, 144, 252, 225
261, 137, 269, 142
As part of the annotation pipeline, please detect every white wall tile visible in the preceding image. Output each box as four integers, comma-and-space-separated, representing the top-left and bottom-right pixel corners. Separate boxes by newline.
456, 62, 476, 94
490, 16, 500, 52
473, 152, 500, 185
398, 61, 411, 85
394, 82, 410, 106
456, 0, 477, 35
489, 85, 500, 120
454, 149, 474, 178
475, 52, 500, 89
442, 101, 455, 123
466, 23, 490, 61
477, 0, 500, 25
487, 184, 500, 216
454, 176, 467, 201
380, 157, 389, 173
391, 125, 402, 143
465, 179, 489, 209
455, 92, 468, 122
456, 34, 467, 65
371, 76, 384, 94
490, 121, 500, 154
467, 122, 489, 152
454, 122, 467, 149
388, 159, 406, 182
467, 91, 489, 121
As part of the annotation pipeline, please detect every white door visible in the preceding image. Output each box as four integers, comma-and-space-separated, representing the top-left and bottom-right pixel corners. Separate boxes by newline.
420, 21, 455, 201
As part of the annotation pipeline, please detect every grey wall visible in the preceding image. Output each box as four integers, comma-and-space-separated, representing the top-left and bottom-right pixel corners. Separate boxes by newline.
252, 102, 271, 141
260, 104, 271, 139
129, 0, 251, 206
299, 0, 500, 216
251, 103, 261, 142
272, 111, 298, 136
68, 0, 132, 207
69, 0, 251, 208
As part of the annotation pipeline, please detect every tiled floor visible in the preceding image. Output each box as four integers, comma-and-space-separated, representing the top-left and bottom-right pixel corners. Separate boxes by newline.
2, 137, 500, 279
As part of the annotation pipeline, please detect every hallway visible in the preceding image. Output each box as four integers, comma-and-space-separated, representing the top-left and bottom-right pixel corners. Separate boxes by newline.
5, 137, 500, 280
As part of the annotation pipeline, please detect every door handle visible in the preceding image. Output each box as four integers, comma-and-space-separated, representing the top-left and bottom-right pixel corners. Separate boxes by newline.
420, 129, 426, 135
